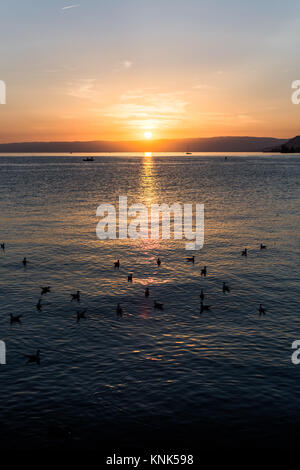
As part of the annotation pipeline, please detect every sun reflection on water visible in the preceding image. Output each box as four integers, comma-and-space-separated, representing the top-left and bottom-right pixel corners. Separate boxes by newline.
137, 154, 163, 252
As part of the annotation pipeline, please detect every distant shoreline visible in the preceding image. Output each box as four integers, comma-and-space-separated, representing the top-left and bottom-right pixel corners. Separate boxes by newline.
0, 152, 298, 157
0, 136, 288, 153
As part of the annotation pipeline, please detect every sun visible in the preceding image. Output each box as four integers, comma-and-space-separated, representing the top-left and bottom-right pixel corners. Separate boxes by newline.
144, 131, 152, 140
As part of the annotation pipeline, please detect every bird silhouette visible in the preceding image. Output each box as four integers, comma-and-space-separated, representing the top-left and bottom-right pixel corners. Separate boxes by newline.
70, 291, 80, 302
154, 301, 164, 310
222, 282, 230, 293
40, 286, 51, 295
116, 303, 123, 316
200, 301, 211, 313
25, 350, 40, 365
10, 313, 22, 324
76, 309, 87, 322
258, 304, 267, 315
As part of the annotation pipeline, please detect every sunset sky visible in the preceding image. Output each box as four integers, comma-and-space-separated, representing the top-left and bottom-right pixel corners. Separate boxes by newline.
1, 0, 300, 142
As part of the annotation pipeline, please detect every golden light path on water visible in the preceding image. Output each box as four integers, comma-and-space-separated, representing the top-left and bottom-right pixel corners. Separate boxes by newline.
136, 152, 164, 268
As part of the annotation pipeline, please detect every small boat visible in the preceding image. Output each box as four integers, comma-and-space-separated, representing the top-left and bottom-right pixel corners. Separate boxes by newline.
185, 145, 192, 155
83, 157, 94, 162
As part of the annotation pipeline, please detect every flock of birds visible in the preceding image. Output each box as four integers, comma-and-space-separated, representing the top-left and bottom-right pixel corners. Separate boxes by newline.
1, 241, 268, 365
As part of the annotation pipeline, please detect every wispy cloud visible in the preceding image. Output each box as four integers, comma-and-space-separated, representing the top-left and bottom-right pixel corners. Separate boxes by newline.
105, 89, 188, 130
66, 78, 98, 100
114, 60, 134, 72
62, 4, 80, 10
123, 60, 133, 69
192, 83, 212, 90
197, 111, 261, 125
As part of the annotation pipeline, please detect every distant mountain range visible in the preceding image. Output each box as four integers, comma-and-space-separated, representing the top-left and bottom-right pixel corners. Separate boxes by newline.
0, 136, 289, 153
265, 135, 300, 153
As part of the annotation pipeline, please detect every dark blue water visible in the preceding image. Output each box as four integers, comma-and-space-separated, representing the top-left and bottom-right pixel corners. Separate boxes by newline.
0, 153, 299, 450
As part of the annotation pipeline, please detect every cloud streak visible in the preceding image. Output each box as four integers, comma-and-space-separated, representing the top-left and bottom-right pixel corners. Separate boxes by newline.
105, 89, 188, 131
66, 78, 98, 100
123, 60, 133, 69
62, 4, 80, 10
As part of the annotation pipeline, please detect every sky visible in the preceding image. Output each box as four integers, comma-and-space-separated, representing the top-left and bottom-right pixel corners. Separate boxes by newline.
0, 0, 300, 142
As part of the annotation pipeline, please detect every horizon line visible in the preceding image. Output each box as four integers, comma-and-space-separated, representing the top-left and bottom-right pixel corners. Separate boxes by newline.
0, 135, 292, 145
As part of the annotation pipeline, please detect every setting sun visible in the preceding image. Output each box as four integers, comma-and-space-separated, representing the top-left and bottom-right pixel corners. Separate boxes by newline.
144, 131, 153, 140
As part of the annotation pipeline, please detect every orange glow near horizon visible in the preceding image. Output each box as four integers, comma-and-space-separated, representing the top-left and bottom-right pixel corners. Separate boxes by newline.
1, 72, 298, 143
1, 2, 300, 143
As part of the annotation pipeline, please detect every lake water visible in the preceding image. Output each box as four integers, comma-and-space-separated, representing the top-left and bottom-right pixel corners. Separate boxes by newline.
0, 153, 299, 450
